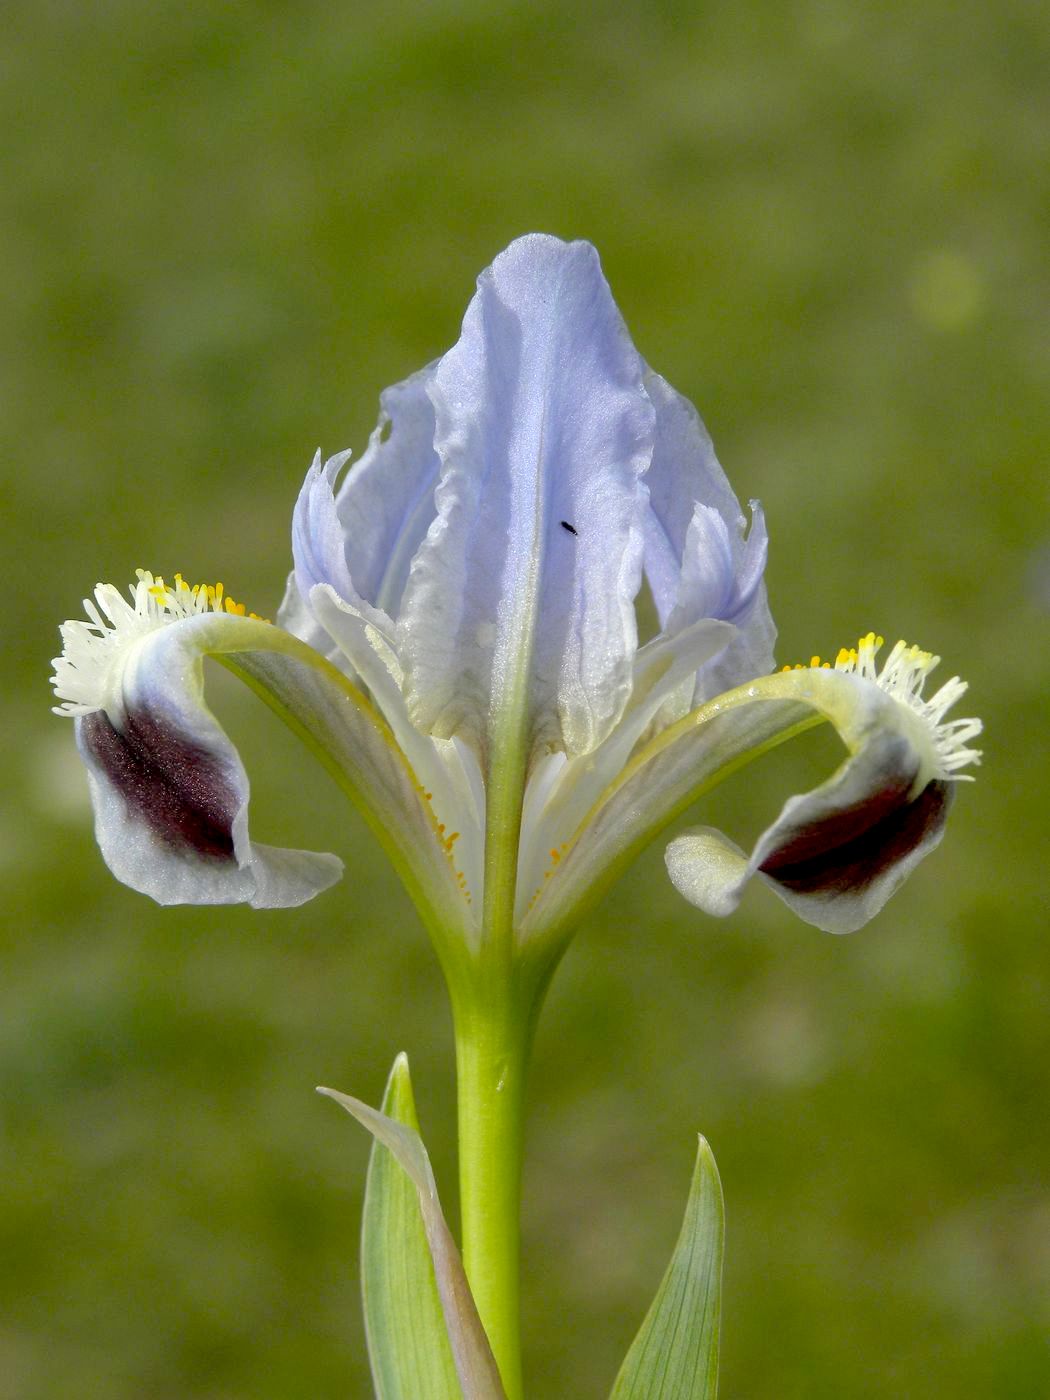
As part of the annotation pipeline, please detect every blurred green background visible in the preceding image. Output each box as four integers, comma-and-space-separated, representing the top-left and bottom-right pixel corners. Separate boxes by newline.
3, 2, 1048, 1396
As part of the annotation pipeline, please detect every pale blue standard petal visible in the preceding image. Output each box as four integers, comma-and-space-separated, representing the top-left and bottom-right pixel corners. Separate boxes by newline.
285, 366, 442, 630
641, 369, 776, 704
674, 500, 774, 705
274, 566, 335, 667
398, 234, 655, 761
640, 369, 747, 625
290, 448, 356, 606
334, 367, 442, 618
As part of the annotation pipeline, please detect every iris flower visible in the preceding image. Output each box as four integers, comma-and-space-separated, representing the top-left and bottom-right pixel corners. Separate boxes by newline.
51, 234, 981, 1395
51, 233, 979, 954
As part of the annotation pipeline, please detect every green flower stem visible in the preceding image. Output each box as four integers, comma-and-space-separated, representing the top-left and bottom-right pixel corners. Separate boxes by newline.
451, 975, 539, 1400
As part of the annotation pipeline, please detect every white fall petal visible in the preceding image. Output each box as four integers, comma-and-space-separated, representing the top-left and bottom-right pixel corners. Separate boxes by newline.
53, 235, 980, 948
663, 637, 980, 935
72, 617, 342, 910
52, 574, 473, 928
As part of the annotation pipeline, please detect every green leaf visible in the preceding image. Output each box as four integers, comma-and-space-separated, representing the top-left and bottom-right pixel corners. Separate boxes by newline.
318, 1064, 507, 1400
609, 1135, 724, 1400
359, 1053, 462, 1400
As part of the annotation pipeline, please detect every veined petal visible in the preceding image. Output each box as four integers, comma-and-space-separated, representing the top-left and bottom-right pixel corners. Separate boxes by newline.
398, 234, 654, 763
521, 635, 980, 945
642, 371, 742, 625
675, 500, 775, 706
290, 447, 357, 608
75, 700, 339, 909
307, 582, 486, 905
520, 691, 809, 942
641, 369, 776, 701
284, 366, 442, 632
335, 366, 442, 618
231, 643, 481, 934
52, 575, 475, 932
515, 618, 735, 921
283, 466, 487, 912
275, 567, 339, 668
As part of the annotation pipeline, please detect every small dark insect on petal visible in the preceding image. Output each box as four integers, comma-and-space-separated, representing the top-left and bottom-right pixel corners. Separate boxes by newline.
560, 520, 578, 536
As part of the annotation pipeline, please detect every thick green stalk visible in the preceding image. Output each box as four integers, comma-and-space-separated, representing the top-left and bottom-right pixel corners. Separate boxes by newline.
444, 613, 537, 1396
453, 983, 533, 1400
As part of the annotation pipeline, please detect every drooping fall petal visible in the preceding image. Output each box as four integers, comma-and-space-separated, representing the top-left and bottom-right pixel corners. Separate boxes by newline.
523, 637, 979, 943
52, 574, 473, 930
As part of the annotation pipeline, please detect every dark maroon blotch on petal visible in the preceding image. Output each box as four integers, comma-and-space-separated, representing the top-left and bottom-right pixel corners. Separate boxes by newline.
759, 779, 951, 897
81, 710, 238, 861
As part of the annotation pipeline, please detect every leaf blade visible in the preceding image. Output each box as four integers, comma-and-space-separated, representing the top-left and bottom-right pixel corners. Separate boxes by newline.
610, 1135, 724, 1400
319, 1069, 507, 1400
360, 1053, 462, 1400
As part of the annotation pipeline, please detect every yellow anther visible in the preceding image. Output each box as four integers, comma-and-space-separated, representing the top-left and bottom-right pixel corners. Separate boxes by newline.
138, 569, 268, 624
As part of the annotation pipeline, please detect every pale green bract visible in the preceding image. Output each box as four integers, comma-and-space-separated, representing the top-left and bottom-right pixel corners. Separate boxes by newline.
610, 1137, 724, 1400
357, 1056, 462, 1400
318, 1073, 506, 1400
